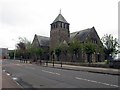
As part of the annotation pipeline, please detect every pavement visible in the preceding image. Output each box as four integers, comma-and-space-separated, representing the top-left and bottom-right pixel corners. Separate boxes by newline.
17, 60, 119, 76
33, 62, 120, 76
1, 59, 22, 89
2, 71, 23, 89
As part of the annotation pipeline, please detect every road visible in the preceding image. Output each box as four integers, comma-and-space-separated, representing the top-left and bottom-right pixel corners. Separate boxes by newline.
2, 59, 120, 89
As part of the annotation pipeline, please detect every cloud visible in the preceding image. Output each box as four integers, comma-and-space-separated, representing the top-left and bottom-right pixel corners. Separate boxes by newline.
0, 0, 119, 49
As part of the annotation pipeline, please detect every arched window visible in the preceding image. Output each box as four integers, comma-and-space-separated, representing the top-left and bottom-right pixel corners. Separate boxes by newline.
53, 24, 55, 28
51, 24, 52, 29
62, 23, 64, 28
55, 23, 57, 28
55, 23, 58, 28
65, 24, 67, 29
60, 22, 62, 28
51, 24, 54, 29
64, 24, 65, 28
67, 24, 69, 30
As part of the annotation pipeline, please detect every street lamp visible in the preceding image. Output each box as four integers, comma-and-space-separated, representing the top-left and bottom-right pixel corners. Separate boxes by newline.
97, 53, 100, 62
53, 53, 55, 67
14, 49, 16, 60
12, 39, 17, 60
14, 44, 18, 60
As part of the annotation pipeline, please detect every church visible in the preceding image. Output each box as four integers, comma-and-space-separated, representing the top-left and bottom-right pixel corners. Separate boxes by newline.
32, 12, 104, 62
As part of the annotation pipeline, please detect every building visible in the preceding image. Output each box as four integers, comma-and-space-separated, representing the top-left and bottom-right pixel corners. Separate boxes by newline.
50, 12, 70, 50
0, 48, 8, 59
32, 12, 104, 62
70, 27, 104, 62
32, 34, 49, 60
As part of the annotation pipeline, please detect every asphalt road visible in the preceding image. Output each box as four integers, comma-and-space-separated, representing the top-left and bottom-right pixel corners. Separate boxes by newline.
2, 59, 120, 89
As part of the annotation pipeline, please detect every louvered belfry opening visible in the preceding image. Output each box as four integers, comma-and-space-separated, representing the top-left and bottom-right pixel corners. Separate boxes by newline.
50, 13, 70, 50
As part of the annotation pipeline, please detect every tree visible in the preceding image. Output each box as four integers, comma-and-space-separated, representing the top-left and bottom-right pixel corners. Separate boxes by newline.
36, 48, 43, 60
16, 37, 32, 60
55, 47, 61, 61
101, 34, 119, 60
9, 50, 14, 59
83, 42, 96, 63
59, 41, 69, 61
68, 40, 83, 62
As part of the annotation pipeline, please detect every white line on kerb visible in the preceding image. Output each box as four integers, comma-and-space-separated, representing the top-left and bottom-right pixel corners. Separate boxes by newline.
75, 77, 119, 87
42, 70, 60, 75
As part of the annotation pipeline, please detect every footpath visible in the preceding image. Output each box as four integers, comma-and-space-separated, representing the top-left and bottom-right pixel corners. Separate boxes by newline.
36, 62, 120, 75
17, 59, 119, 75
2, 71, 23, 89
5, 59, 119, 75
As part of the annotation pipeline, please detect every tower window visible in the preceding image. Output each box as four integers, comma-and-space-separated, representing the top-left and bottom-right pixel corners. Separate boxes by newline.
51, 25, 52, 29
67, 24, 69, 30
58, 22, 61, 27
65, 24, 67, 29
61, 22, 62, 28
64, 24, 65, 28
56, 23, 58, 28
62, 23, 64, 28
51, 24, 54, 29
53, 24, 55, 28
55, 23, 57, 28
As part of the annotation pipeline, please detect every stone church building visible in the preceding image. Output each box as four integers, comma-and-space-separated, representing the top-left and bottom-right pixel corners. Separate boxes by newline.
32, 12, 104, 62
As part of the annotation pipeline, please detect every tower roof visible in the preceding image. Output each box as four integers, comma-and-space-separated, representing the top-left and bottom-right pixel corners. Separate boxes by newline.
53, 13, 68, 23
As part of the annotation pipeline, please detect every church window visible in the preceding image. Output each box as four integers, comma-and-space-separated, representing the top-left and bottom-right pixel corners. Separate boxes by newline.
64, 24, 65, 28
58, 22, 61, 27
51, 25, 52, 29
53, 24, 55, 28
56, 23, 57, 28
56, 22, 58, 28
67, 24, 69, 30
62, 23, 64, 28
60, 22, 62, 28
52, 24, 54, 29
65, 24, 67, 29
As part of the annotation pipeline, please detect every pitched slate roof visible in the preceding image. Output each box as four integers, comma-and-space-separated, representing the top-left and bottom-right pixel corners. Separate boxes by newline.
34, 27, 100, 47
35, 34, 50, 46
53, 14, 68, 23
70, 27, 99, 42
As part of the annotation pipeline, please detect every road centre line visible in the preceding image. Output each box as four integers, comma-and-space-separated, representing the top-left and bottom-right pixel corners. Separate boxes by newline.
75, 77, 119, 87
42, 70, 61, 75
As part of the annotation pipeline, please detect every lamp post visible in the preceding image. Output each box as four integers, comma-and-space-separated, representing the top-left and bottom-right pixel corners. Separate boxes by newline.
53, 53, 55, 67
97, 53, 100, 62
109, 54, 112, 61
12, 39, 17, 60
14, 49, 16, 60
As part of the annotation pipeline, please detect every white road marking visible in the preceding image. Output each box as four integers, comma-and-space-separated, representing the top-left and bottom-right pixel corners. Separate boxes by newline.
6, 73, 10, 76
3, 70, 6, 72
12, 77, 18, 80
55, 73, 61, 75
16, 64, 21, 66
75, 77, 119, 87
42, 70, 61, 75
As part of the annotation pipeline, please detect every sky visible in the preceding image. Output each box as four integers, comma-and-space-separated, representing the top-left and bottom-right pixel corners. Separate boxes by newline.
0, 0, 119, 50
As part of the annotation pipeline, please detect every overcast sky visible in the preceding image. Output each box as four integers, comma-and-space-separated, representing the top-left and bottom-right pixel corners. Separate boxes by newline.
0, 0, 119, 50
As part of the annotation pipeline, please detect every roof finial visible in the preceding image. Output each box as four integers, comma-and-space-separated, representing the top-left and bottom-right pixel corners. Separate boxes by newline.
59, 9, 61, 14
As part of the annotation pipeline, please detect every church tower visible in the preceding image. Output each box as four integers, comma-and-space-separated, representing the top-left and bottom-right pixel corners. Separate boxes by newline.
50, 11, 70, 50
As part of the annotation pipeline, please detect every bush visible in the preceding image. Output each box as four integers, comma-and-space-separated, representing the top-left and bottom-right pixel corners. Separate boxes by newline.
104, 60, 109, 64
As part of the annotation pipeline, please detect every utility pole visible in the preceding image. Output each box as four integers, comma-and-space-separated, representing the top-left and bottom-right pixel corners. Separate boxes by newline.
14, 49, 16, 60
